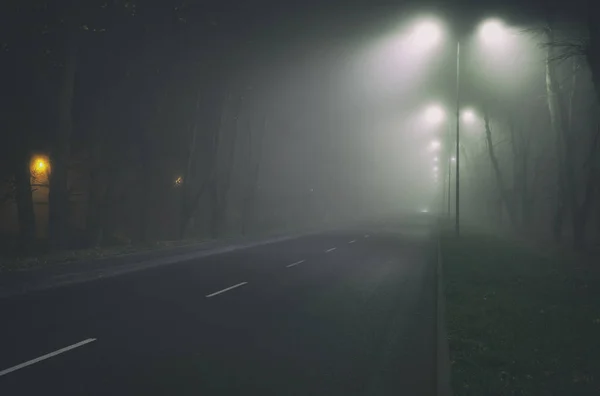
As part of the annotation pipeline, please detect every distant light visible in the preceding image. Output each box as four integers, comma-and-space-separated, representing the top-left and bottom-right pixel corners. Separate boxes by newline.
421, 208, 429, 213
433, 157, 438, 162
433, 166, 438, 171
479, 19, 507, 46
424, 104, 445, 125
451, 157, 456, 162
410, 20, 442, 50
30, 155, 50, 176
174, 176, 183, 186
462, 108, 476, 123
430, 140, 441, 150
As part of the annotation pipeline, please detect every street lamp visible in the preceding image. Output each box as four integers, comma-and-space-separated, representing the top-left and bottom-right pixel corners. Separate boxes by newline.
35, 159, 46, 172
30, 155, 50, 177
462, 108, 476, 123
411, 17, 508, 234
424, 104, 445, 125
410, 20, 442, 49
449, 19, 507, 235
479, 19, 508, 46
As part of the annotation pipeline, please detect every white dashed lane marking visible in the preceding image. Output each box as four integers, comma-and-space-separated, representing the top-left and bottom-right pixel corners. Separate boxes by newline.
286, 260, 305, 268
206, 282, 248, 298
0, 338, 97, 377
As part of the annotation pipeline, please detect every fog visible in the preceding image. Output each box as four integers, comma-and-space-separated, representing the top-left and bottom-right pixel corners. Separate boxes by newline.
1, 0, 599, 252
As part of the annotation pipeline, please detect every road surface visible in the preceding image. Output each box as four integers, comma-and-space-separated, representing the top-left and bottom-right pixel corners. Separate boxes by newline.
0, 216, 438, 395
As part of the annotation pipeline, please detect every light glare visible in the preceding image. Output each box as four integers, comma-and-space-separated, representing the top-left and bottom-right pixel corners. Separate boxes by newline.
30, 155, 50, 176
410, 20, 442, 49
462, 108, 476, 123
479, 19, 507, 45
425, 104, 445, 124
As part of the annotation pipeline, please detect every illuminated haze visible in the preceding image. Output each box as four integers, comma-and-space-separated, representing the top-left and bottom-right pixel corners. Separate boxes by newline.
237, 4, 545, 222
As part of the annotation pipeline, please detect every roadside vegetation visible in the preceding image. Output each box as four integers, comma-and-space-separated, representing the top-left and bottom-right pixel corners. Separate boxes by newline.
442, 230, 600, 395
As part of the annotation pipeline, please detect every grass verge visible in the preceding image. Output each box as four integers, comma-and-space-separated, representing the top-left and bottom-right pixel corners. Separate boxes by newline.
0, 237, 212, 273
441, 230, 600, 395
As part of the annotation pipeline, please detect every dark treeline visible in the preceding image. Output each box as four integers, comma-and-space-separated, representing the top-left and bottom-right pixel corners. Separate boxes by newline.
454, 0, 600, 249
0, 0, 375, 254
1, 0, 600, 255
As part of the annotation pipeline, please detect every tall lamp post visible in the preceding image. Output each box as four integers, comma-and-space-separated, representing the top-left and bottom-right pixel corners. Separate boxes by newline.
412, 18, 509, 235
454, 41, 461, 235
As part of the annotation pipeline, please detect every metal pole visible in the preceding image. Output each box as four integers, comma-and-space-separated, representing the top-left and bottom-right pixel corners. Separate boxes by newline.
447, 121, 452, 216
441, 156, 446, 214
455, 41, 461, 235
448, 154, 452, 215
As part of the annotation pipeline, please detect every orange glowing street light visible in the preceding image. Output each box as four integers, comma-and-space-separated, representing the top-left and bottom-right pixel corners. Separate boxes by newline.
30, 155, 50, 176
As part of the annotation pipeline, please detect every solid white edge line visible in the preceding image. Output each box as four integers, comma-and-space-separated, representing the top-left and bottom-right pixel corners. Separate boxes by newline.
0, 338, 97, 377
206, 282, 248, 298
325, 247, 337, 253
286, 260, 305, 268
348, 240, 356, 244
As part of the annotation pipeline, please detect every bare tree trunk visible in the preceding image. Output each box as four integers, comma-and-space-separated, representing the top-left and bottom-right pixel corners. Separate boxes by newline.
209, 91, 244, 238
573, 124, 600, 248
15, 148, 36, 250
508, 118, 531, 231
179, 90, 201, 239
545, 27, 580, 245
136, 139, 153, 244
48, 34, 76, 250
508, 120, 522, 228
586, 6, 600, 104
553, 200, 566, 243
216, 95, 243, 236
204, 91, 233, 239
86, 165, 101, 247
241, 115, 266, 235
520, 147, 530, 229
86, 102, 106, 247
484, 111, 518, 229
208, 179, 219, 238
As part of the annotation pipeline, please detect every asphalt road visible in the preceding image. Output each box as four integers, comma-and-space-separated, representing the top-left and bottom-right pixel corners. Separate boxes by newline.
0, 216, 438, 395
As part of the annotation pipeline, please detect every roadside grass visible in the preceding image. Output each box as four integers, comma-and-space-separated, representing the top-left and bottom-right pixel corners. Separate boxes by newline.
0, 237, 212, 273
0, 221, 340, 273
441, 231, 600, 395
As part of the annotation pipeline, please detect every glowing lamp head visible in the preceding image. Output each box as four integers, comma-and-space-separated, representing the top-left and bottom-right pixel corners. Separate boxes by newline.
410, 21, 442, 49
462, 108, 476, 123
425, 105, 445, 125
30, 155, 49, 175
479, 19, 507, 45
